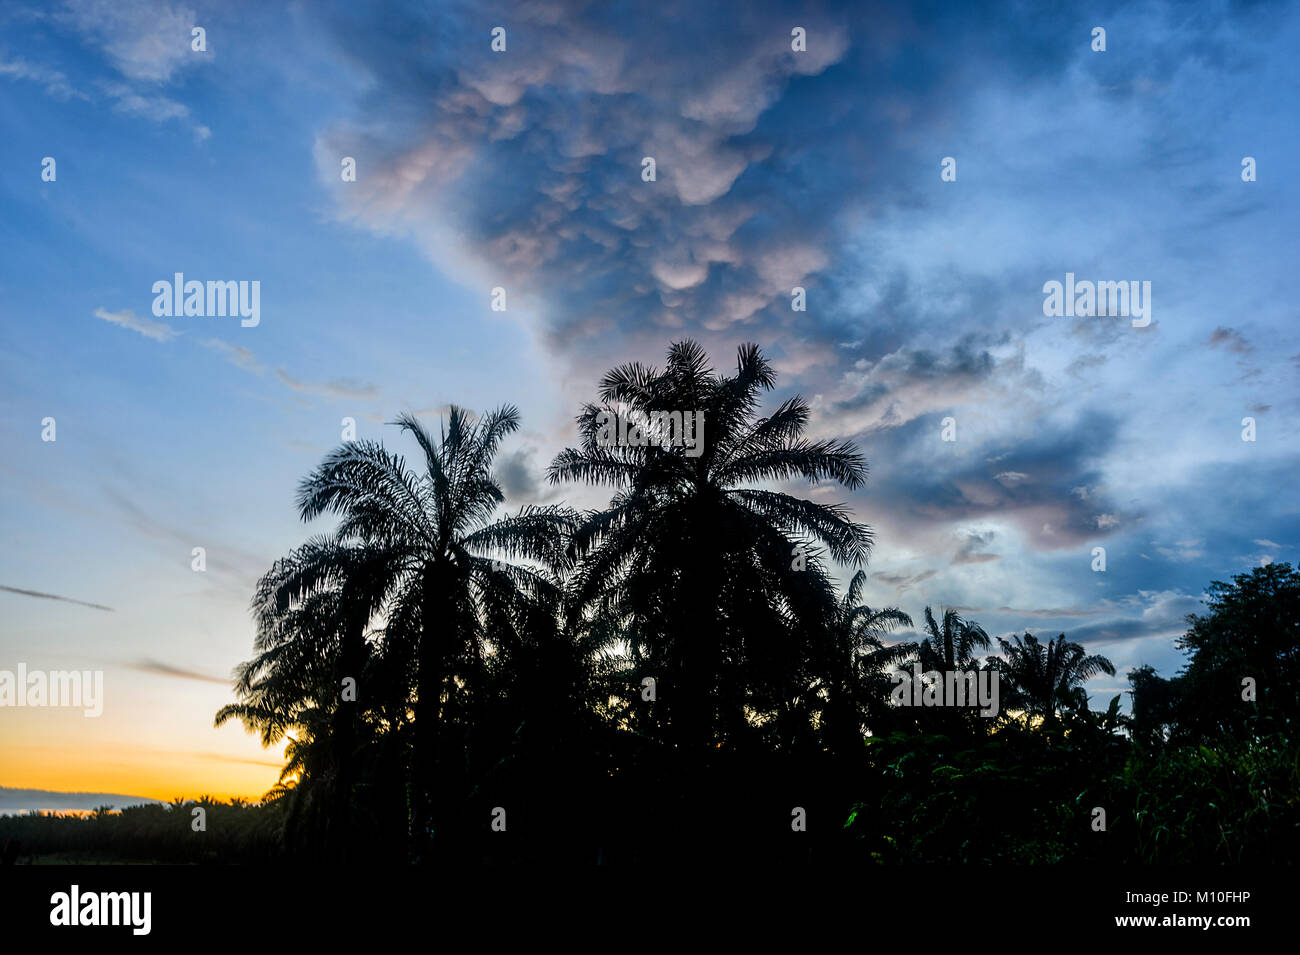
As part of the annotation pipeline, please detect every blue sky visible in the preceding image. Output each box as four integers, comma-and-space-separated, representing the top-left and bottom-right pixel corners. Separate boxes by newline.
1, 0, 1298, 799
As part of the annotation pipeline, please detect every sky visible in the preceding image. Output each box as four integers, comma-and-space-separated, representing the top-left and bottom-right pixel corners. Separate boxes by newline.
1, 0, 1298, 805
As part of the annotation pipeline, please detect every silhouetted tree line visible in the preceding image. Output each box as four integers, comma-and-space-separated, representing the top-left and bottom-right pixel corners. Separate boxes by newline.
5, 342, 1296, 864
0, 799, 282, 864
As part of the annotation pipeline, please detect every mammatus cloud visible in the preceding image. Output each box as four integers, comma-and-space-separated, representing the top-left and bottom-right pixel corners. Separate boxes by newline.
303, 1, 1293, 623
312, 0, 858, 367
94, 306, 179, 342
0, 584, 114, 611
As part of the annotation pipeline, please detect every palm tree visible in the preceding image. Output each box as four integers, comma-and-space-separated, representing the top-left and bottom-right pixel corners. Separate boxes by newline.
815, 570, 915, 754
216, 536, 401, 860
918, 607, 991, 672
264, 407, 573, 859
548, 340, 873, 759
989, 632, 1115, 723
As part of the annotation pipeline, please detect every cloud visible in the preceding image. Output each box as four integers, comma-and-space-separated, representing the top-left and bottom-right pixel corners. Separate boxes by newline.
1207, 325, 1252, 354
0, 584, 113, 611
59, 0, 200, 83
0, 2, 214, 139
819, 339, 1041, 435
494, 447, 540, 501
1064, 590, 1204, 645
858, 409, 1128, 552
202, 341, 383, 405
952, 605, 1104, 620
0, 54, 87, 100
100, 79, 187, 119
301, 0, 1292, 594
94, 306, 179, 342
309, 0, 868, 368
274, 369, 377, 399
101, 486, 268, 589
1065, 352, 1107, 378
125, 658, 228, 684
202, 338, 264, 373
1156, 539, 1206, 562
872, 568, 938, 594
952, 530, 999, 565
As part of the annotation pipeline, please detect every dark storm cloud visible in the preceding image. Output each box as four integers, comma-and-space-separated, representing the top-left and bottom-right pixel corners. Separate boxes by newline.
304, 0, 1296, 663
312, 0, 1178, 373
494, 446, 541, 500
1064, 590, 1205, 645
855, 408, 1128, 550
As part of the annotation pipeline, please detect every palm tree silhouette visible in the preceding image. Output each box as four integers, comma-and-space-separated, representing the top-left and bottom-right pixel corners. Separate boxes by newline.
548, 340, 873, 760
816, 569, 915, 754
816, 574, 920, 753
989, 632, 1115, 723
216, 536, 398, 859
248, 407, 574, 859
918, 607, 990, 672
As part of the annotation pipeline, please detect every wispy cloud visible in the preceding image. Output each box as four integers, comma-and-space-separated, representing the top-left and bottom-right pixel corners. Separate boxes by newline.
1, 1, 214, 140
94, 306, 178, 342
202, 338, 264, 373
0, 54, 87, 100
275, 369, 377, 399
0, 584, 113, 611
952, 530, 1000, 565
952, 605, 1104, 620
126, 658, 228, 684
59, 0, 202, 83
1208, 326, 1252, 354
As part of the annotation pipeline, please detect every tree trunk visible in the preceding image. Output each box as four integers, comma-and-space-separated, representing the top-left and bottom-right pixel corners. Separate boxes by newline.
413, 563, 442, 861
333, 610, 366, 863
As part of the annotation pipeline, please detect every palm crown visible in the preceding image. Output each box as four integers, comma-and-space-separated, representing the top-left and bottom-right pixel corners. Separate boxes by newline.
549, 340, 874, 755
991, 631, 1116, 722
